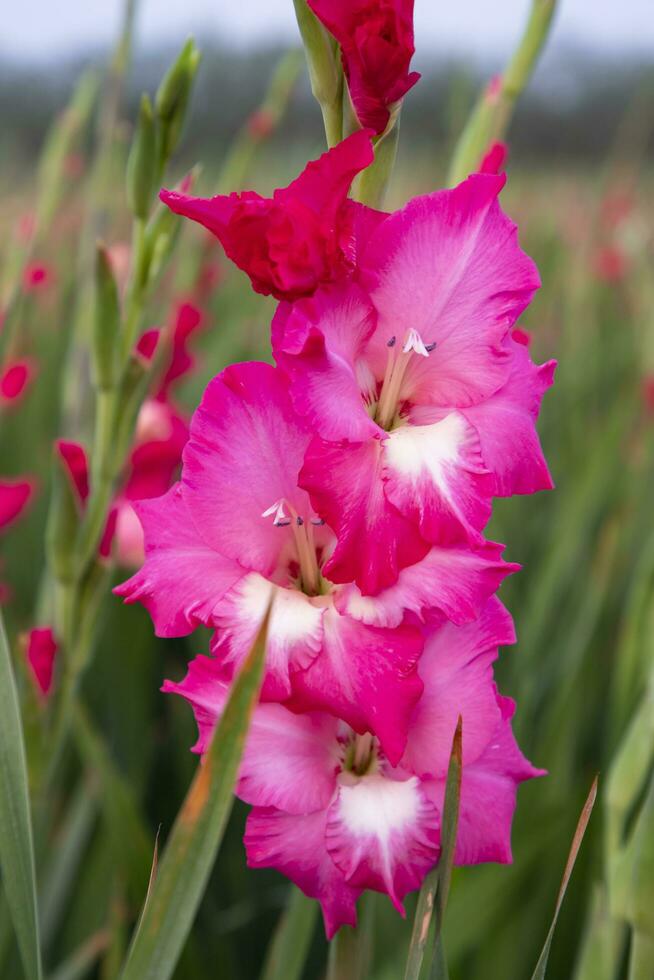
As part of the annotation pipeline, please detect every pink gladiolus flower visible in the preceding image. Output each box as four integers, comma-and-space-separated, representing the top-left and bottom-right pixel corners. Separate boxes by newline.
116, 362, 516, 761
159, 131, 374, 301
0, 359, 34, 404
308, 0, 420, 134
25, 627, 58, 698
165, 598, 542, 936
274, 174, 554, 593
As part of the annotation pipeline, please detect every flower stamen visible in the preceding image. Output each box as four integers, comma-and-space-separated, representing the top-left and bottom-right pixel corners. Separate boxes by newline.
375, 329, 435, 430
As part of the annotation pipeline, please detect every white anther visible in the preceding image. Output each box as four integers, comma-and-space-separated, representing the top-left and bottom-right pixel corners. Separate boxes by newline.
261, 499, 288, 525
402, 328, 430, 358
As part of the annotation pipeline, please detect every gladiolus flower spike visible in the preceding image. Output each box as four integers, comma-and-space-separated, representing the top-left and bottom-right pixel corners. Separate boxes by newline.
118, 143, 554, 935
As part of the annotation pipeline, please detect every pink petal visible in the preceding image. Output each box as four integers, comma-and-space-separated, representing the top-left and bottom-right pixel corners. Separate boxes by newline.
114, 484, 244, 637
280, 130, 374, 216
0, 359, 34, 403
286, 608, 423, 767
245, 807, 360, 939
56, 440, 89, 504
425, 695, 545, 864
401, 598, 516, 777
462, 337, 556, 496
0, 478, 34, 530
160, 133, 373, 301
360, 174, 540, 408
25, 627, 58, 697
211, 574, 325, 700
163, 654, 339, 813
272, 283, 379, 443
182, 362, 315, 578
325, 774, 439, 912
339, 540, 519, 628
301, 437, 429, 595
382, 410, 494, 544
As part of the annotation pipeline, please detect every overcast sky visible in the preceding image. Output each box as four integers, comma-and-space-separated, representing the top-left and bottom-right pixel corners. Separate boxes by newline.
4, 0, 654, 61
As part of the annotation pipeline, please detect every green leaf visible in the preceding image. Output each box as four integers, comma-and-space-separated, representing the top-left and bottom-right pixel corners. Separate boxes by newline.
531, 776, 598, 980
404, 718, 462, 980
260, 886, 317, 980
0, 609, 42, 980
119, 606, 270, 980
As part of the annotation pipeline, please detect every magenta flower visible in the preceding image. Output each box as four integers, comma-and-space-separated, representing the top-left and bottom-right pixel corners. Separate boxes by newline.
116, 361, 516, 762
274, 174, 554, 592
159, 132, 374, 301
164, 598, 542, 936
308, 0, 420, 134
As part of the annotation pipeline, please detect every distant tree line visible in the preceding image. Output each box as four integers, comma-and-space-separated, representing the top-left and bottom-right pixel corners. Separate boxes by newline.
1, 39, 653, 174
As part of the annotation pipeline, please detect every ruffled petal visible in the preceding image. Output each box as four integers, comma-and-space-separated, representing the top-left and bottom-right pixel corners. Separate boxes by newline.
360, 174, 540, 408
211, 574, 325, 700
382, 411, 494, 544
401, 598, 516, 778
462, 337, 556, 496
286, 607, 424, 767
182, 362, 314, 577
325, 774, 439, 912
272, 283, 379, 443
425, 695, 545, 865
301, 436, 429, 595
114, 484, 244, 637
163, 655, 339, 814
339, 540, 519, 628
245, 807, 360, 939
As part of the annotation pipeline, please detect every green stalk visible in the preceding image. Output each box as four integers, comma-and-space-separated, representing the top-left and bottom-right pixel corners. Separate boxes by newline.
448, 0, 558, 184
293, 0, 343, 147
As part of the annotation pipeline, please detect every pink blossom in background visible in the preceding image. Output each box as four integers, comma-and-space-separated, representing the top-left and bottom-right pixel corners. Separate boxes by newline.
308, 0, 420, 134
165, 598, 542, 936
0, 478, 35, 530
0, 359, 35, 404
160, 131, 374, 301
23, 262, 53, 293
593, 244, 627, 284
25, 627, 58, 698
0, 478, 35, 602
274, 174, 553, 593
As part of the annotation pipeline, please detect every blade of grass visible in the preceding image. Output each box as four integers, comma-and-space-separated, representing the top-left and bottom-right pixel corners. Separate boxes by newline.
530, 776, 598, 980
39, 779, 97, 951
46, 929, 110, 980
0, 608, 42, 980
260, 886, 317, 980
404, 718, 462, 980
119, 606, 270, 980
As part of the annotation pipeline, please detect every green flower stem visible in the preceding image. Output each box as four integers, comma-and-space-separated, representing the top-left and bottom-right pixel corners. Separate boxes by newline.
353, 120, 401, 209
447, 0, 558, 185
629, 932, 654, 980
293, 0, 343, 148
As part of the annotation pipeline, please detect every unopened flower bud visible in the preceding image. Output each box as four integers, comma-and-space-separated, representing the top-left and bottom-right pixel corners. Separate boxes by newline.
92, 244, 121, 391
126, 94, 157, 220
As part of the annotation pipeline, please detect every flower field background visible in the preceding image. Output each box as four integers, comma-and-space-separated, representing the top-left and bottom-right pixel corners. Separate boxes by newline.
1, 2, 654, 978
